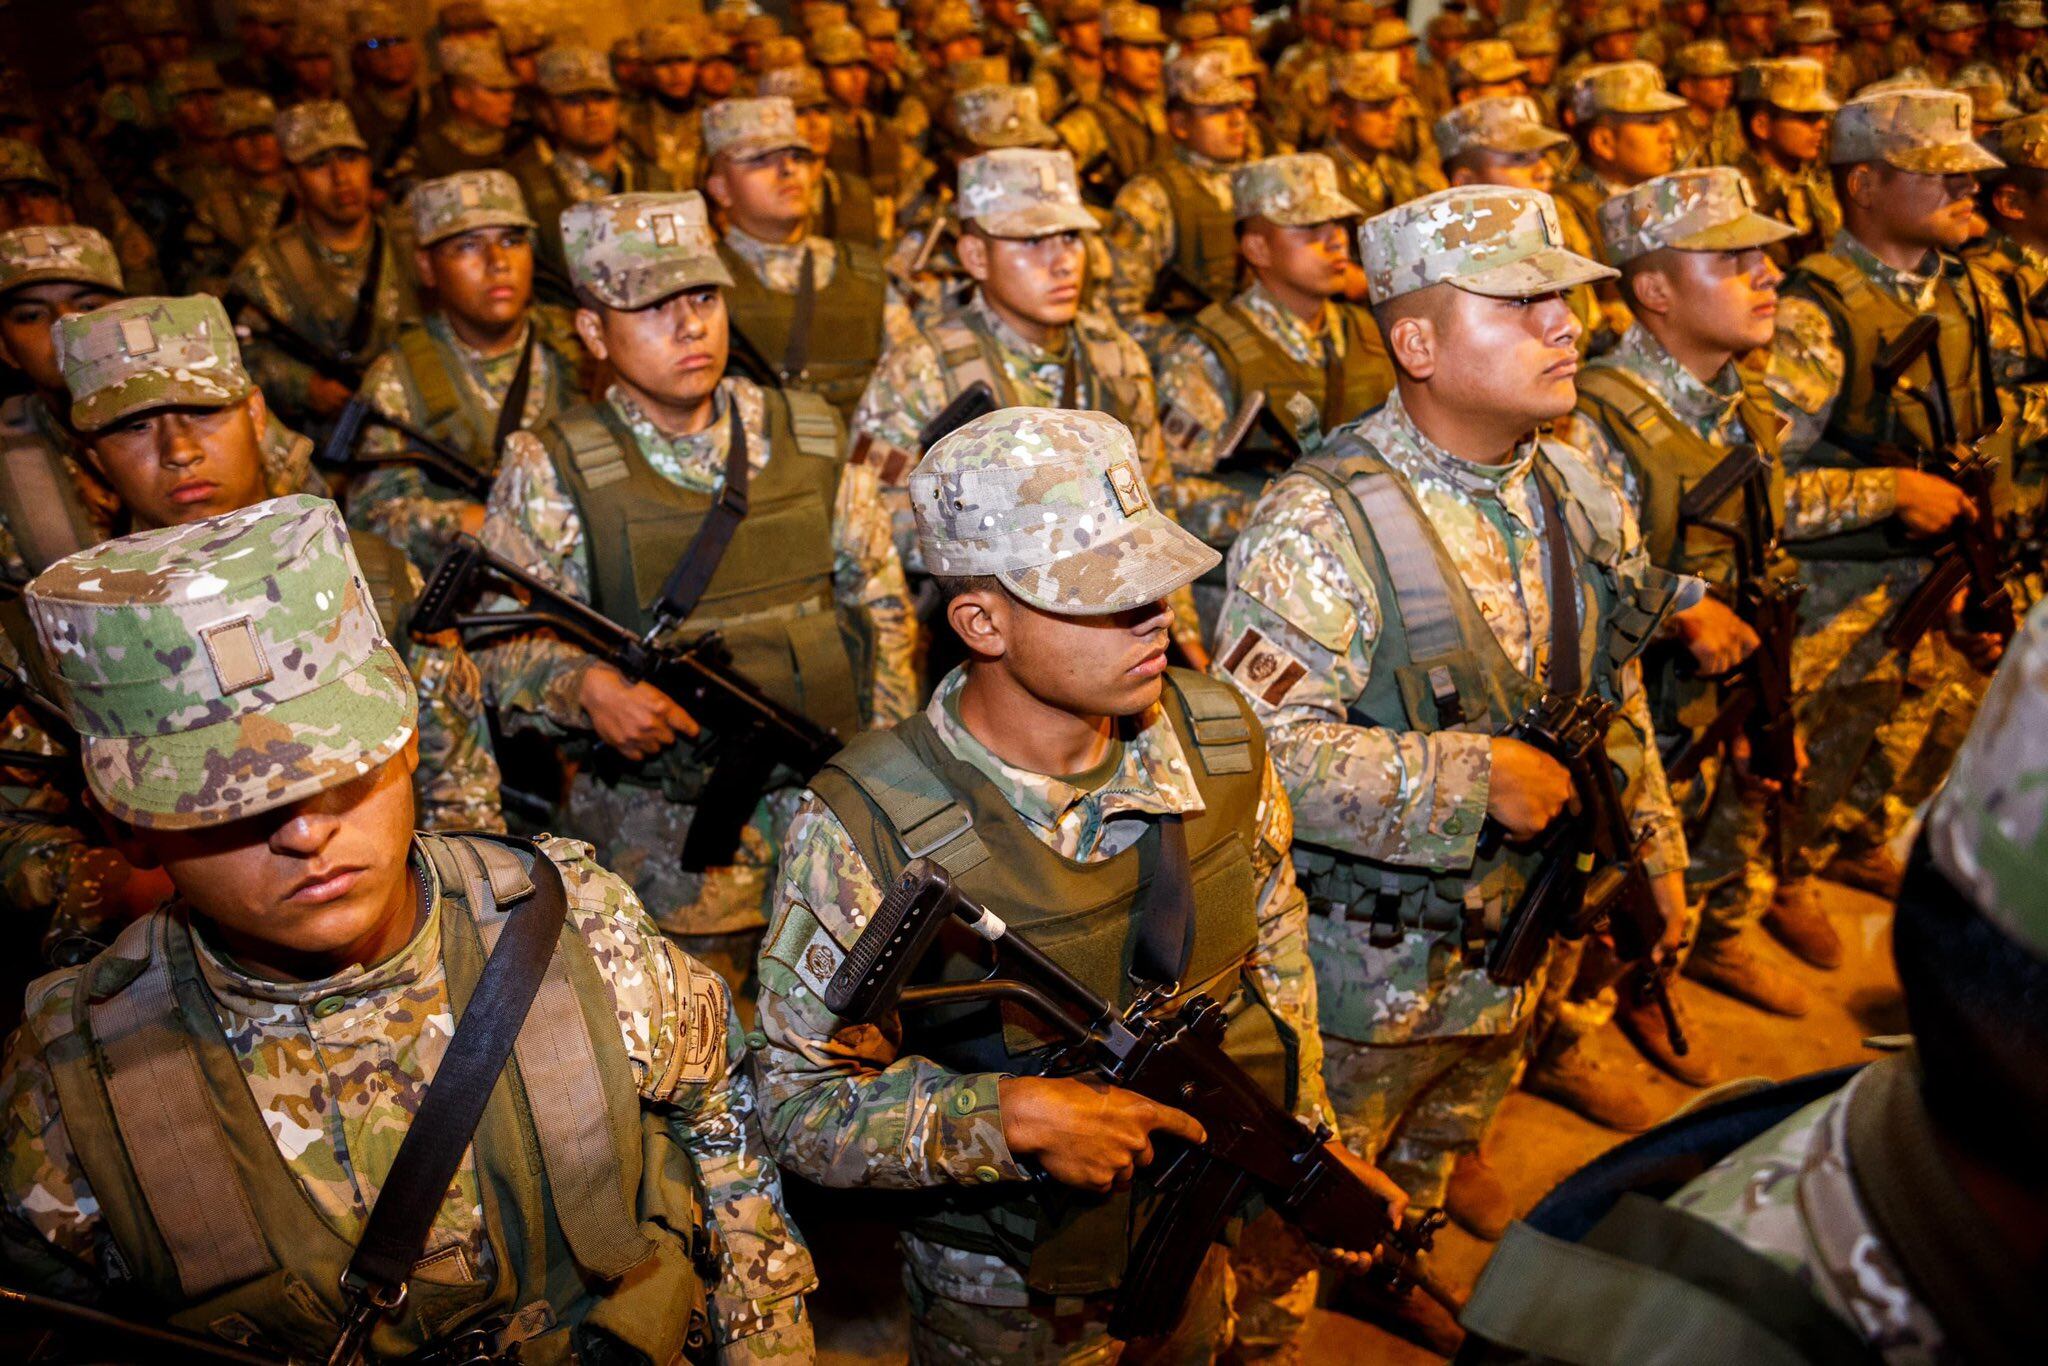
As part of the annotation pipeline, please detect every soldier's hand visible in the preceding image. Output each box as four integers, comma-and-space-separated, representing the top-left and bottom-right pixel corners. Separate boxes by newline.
579, 664, 700, 760
998, 1075, 1207, 1194
1313, 1138, 1409, 1274
458, 501, 487, 538
1671, 596, 1760, 676
307, 375, 356, 419
1485, 737, 1575, 842
1894, 470, 1974, 537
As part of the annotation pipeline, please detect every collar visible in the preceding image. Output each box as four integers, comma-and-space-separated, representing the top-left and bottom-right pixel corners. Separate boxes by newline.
724, 223, 828, 267
1237, 280, 1337, 360
427, 310, 531, 372
970, 292, 1072, 364
1371, 388, 1540, 502
1834, 227, 1943, 308
606, 377, 771, 477
1173, 143, 1240, 181
1606, 324, 1745, 429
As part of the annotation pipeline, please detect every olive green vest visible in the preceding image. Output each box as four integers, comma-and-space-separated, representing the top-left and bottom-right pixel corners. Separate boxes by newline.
1150, 154, 1243, 307
917, 304, 1152, 429
511, 143, 674, 305
250, 223, 415, 368
820, 169, 881, 246
807, 670, 1284, 1296
34, 834, 711, 1364
0, 405, 100, 580
347, 528, 421, 658
538, 389, 866, 802
386, 321, 570, 494
828, 114, 903, 199
1283, 438, 1676, 967
1185, 298, 1396, 458
1080, 95, 1164, 189
1784, 249, 1999, 560
717, 239, 887, 420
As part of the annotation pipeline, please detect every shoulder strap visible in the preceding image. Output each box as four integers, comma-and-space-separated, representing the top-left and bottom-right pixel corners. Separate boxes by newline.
547, 405, 631, 491
1292, 453, 1465, 666
647, 403, 749, 626
0, 436, 97, 576
820, 728, 991, 877
922, 309, 1008, 407
779, 387, 844, 463
396, 325, 464, 434
265, 229, 327, 323
1161, 670, 1255, 777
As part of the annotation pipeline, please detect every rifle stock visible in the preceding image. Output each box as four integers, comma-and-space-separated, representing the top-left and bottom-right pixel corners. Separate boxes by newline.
223, 292, 367, 387
917, 380, 999, 450
317, 396, 496, 501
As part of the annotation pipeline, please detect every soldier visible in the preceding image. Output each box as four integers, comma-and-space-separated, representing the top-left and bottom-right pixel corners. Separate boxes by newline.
702, 96, 895, 421
227, 101, 420, 440
814, 22, 908, 211
1779, 5, 1854, 97
1102, 46, 1254, 357
610, 32, 648, 105
1319, 52, 1445, 219
626, 21, 707, 191
1924, 2, 1992, 85
1733, 59, 1845, 266
1053, 2, 1170, 209
760, 64, 888, 245
511, 44, 675, 310
1844, 3, 1920, 92
345, 1, 429, 180
0, 495, 816, 1361
179, 90, 290, 292
984, 0, 1052, 82
1651, 0, 1713, 63
1034, 0, 1108, 112
477, 190, 914, 992
411, 35, 520, 181
147, 58, 229, 208
1991, 0, 2048, 110
283, 22, 343, 107
1213, 185, 1692, 1339
1415, 10, 1473, 120
1955, 60, 2028, 134
1973, 115, 2048, 476
1554, 62, 1687, 263
0, 138, 163, 300
1448, 39, 1533, 107
1762, 87, 2005, 1002
222, 0, 294, 98
53, 294, 503, 837
1720, 0, 1779, 64
753, 402, 1390, 1362
1154, 153, 1395, 595
698, 30, 746, 106
1670, 40, 1746, 171
1274, 1, 1381, 149
344, 172, 580, 569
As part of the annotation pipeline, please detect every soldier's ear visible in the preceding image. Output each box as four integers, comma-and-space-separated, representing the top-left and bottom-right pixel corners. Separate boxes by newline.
945, 585, 1010, 660
1991, 179, 2027, 226
1844, 162, 1880, 209
1384, 307, 1439, 382
958, 228, 992, 282
1239, 222, 1275, 272
574, 308, 610, 362
1586, 122, 1617, 165
242, 386, 268, 434
704, 164, 735, 209
414, 248, 438, 291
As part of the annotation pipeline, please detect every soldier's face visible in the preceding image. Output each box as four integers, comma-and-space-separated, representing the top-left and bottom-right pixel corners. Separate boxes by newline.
1243, 218, 1352, 300
87, 394, 271, 529
1593, 115, 1678, 182
1859, 21, 1897, 44
1997, 25, 2039, 55
171, 91, 223, 142
358, 35, 420, 86
1525, 55, 1557, 85
797, 105, 836, 158
1754, 107, 1829, 165
1590, 32, 1641, 62
1107, 43, 1164, 94
125, 738, 423, 978
1457, 78, 1528, 105
291, 149, 373, 228
1678, 74, 1734, 113
1334, 23, 1370, 53
699, 58, 742, 99
0, 182, 70, 232
240, 18, 288, 57
581, 287, 730, 415
1930, 26, 1986, 58
1220, 4, 1255, 38
651, 57, 697, 101
709, 148, 818, 239
451, 82, 518, 132
0, 282, 121, 391
940, 35, 986, 67
290, 53, 337, 96
1678, 0, 1710, 27
1451, 148, 1556, 195
228, 129, 285, 176
550, 93, 620, 153
1657, 246, 1782, 354
1873, 166, 1983, 249
1172, 103, 1250, 162
953, 589, 1176, 718
421, 227, 533, 333
963, 228, 1088, 330
1061, 21, 1104, 59
824, 63, 872, 108
141, 34, 192, 68
1410, 287, 1583, 424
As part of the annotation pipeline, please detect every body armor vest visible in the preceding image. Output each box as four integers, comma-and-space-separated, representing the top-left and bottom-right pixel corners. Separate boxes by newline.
1079, 94, 1165, 192
917, 305, 1152, 428
35, 833, 711, 1364
1185, 299, 1395, 462
829, 113, 904, 200
819, 169, 882, 246
249, 224, 412, 370
0, 398, 100, 582
717, 239, 887, 420
809, 670, 1281, 1296
1150, 155, 1242, 307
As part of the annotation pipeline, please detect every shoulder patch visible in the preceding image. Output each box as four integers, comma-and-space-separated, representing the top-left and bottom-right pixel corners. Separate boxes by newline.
762, 902, 848, 1002
674, 956, 729, 1085
1219, 626, 1311, 707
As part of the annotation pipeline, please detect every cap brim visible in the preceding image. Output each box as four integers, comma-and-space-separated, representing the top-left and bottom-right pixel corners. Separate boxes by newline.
1885, 141, 2005, 174
590, 254, 739, 309
73, 376, 251, 434
974, 203, 1101, 236
2, 262, 123, 293
1481, 123, 1572, 153
1769, 93, 1840, 113
1614, 92, 1691, 114
978, 122, 1062, 149
288, 137, 370, 163
1670, 211, 1800, 252
84, 643, 417, 831
1261, 188, 1369, 226
720, 136, 813, 161
1452, 245, 1618, 297
421, 209, 538, 245
999, 509, 1221, 617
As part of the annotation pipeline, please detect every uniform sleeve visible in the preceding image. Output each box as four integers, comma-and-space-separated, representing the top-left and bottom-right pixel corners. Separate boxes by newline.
1761, 294, 1845, 460
751, 795, 1028, 1190
850, 331, 945, 458
344, 353, 476, 570
1238, 756, 1336, 1134
1612, 659, 1689, 879
228, 252, 321, 417
1103, 176, 1177, 351
1209, 477, 1494, 869
400, 558, 505, 834
0, 975, 107, 1300
1780, 467, 1899, 540
830, 461, 920, 726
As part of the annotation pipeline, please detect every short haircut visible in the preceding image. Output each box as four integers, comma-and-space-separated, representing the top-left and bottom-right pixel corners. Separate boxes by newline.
1983, 163, 2048, 225
933, 572, 1003, 607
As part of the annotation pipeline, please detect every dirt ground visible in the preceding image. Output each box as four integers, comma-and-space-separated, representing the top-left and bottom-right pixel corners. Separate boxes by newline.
797, 878, 1905, 1365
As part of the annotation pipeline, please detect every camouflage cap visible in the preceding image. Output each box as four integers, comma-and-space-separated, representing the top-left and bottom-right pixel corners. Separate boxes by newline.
562, 191, 734, 309
436, 0, 494, 30
1923, 602, 2048, 959
1361, 185, 1617, 304
1568, 60, 1689, 120
957, 147, 1099, 236
1954, 63, 2024, 122
1778, 5, 1842, 43
1104, 3, 1169, 45
1366, 17, 1419, 49
760, 35, 809, 70
952, 84, 1060, 149
804, 2, 852, 32
1232, 153, 1365, 225
1925, 2, 1988, 29
924, 1, 977, 43
1449, 38, 1530, 88
348, 1, 408, 41
275, 100, 368, 164
1426, 10, 1473, 40
912, 408, 1218, 615
1330, 50, 1407, 103
1497, 20, 1562, 58
0, 138, 61, 189
703, 96, 810, 161
1598, 167, 1797, 264
1175, 11, 1221, 43
1167, 46, 1254, 106
761, 64, 830, 108
950, 56, 1014, 91
639, 22, 699, 63
440, 34, 519, 89
1846, 2, 1898, 23
1991, 108, 2048, 166
1672, 38, 1740, 79
1052, 0, 1106, 23
1435, 94, 1571, 159
1202, 36, 1264, 81
1830, 86, 2003, 171
24, 495, 418, 831
0, 226, 123, 297
1738, 57, 1840, 112
160, 59, 227, 99
1334, 1, 1378, 27
412, 169, 534, 246
218, 88, 279, 137
123, 0, 191, 36
1995, 0, 2048, 26
286, 24, 342, 59
811, 22, 868, 65
55, 294, 252, 432
1584, 2, 1643, 39
538, 45, 619, 96
500, 18, 550, 57
713, 0, 756, 34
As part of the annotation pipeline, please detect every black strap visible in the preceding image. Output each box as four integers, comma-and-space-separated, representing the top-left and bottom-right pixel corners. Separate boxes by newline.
1320, 330, 1342, 432
342, 223, 387, 364
650, 403, 750, 626
1131, 814, 1197, 989
1058, 343, 1078, 410
488, 329, 537, 464
334, 843, 569, 1331
1536, 471, 1583, 696
782, 246, 817, 382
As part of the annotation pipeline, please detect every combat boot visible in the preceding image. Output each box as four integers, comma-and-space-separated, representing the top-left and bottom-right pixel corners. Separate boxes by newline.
1823, 844, 1904, 899
1765, 878, 1845, 969
1614, 975, 1719, 1087
1684, 933, 1811, 1017
1522, 1032, 1668, 1132
1444, 1149, 1515, 1241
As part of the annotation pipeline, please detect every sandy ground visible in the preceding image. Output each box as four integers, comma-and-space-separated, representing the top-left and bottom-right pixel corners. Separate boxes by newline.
799, 878, 1905, 1365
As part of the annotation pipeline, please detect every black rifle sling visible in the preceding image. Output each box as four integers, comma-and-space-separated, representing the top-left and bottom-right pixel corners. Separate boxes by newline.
651, 403, 751, 625
783, 247, 818, 382
1535, 472, 1583, 696
342, 223, 387, 364
488, 330, 538, 464
339, 840, 569, 1300
1131, 813, 1197, 990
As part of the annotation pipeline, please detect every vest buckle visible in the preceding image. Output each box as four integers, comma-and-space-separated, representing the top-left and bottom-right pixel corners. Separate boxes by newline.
1368, 890, 1405, 948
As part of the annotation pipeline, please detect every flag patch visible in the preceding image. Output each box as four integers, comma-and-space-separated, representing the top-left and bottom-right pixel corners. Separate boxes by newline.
1221, 627, 1308, 705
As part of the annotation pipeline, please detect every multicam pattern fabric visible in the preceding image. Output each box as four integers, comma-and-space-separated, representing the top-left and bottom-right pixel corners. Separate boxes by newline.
0, 835, 817, 1354
409, 169, 534, 247
1733, 150, 1844, 259
1359, 185, 1616, 305
274, 99, 367, 164
950, 85, 1057, 150
1595, 166, 1799, 265
536, 44, 616, 96
0, 226, 123, 294
956, 147, 1098, 236
1167, 46, 1251, 107
53, 295, 251, 433
1739, 57, 1840, 114
0, 139, 59, 188
1830, 87, 2006, 173
1104, 145, 1238, 351
703, 97, 810, 163
1566, 60, 1689, 121
561, 191, 733, 309
1230, 152, 1363, 226
1433, 95, 1568, 161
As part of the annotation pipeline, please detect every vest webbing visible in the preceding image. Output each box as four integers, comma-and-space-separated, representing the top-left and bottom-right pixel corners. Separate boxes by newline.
823, 169, 880, 245
1084, 95, 1163, 184
38, 834, 705, 1361
392, 323, 488, 471
262, 226, 391, 360
0, 431, 99, 578
1151, 155, 1241, 306
919, 307, 1151, 430
1187, 299, 1394, 444
717, 239, 886, 418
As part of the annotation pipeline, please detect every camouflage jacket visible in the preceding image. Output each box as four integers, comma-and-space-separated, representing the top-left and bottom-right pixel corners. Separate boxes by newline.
1321, 136, 1446, 223
346, 312, 583, 568
0, 835, 816, 1358
624, 97, 706, 188
721, 226, 916, 346
751, 667, 1331, 1307
1103, 145, 1240, 356
1733, 151, 1842, 258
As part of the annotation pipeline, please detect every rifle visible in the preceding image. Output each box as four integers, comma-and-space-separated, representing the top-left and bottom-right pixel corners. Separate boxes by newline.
1867, 315, 2017, 656
411, 536, 842, 870
317, 397, 496, 500
1144, 261, 1223, 321
0, 1283, 289, 1365
918, 379, 1000, 450
1481, 692, 1688, 1058
223, 291, 369, 389
824, 858, 1465, 1340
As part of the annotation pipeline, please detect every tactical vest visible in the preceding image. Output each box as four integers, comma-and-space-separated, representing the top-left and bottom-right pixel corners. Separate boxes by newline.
1281, 437, 1675, 1031
717, 239, 887, 419
829, 113, 904, 200
820, 169, 881, 246
1785, 249, 1999, 560
34, 833, 712, 1364
917, 305, 1152, 429
1079, 95, 1164, 189
0, 409, 100, 580
347, 529, 422, 661
1149, 155, 1242, 307
250, 224, 411, 367
538, 389, 866, 802
1185, 299, 1396, 460
807, 670, 1284, 1295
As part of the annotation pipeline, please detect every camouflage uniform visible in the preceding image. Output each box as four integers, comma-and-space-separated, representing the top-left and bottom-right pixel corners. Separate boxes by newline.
413, 37, 520, 180
1732, 60, 1844, 265
0, 496, 815, 1360
753, 406, 1330, 1362
1053, 3, 1170, 204
1554, 62, 1691, 265
226, 102, 422, 432
179, 89, 290, 293
477, 192, 914, 988
1320, 51, 1447, 221
624, 22, 708, 189
1213, 187, 1692, 1206
344, 3, 431, 176
1969, 112, 2048, 579
1669, 40, 1747, 170
0, 133, 165, 297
